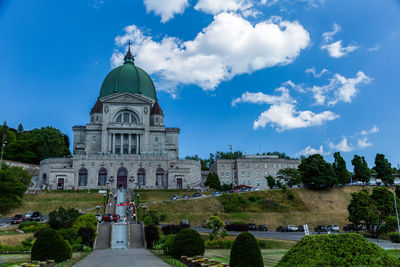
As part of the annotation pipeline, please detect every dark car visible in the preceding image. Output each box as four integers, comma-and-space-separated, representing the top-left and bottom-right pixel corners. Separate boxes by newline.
11, 214, 25, 224
229, 189, 240, 193
257, 224, 268, 231
30, 211, 43, 222
170, 195, 179, 200
249, 223, 257, 231
314, 225, 328, 233
343, 224, 363, 232
276, 225, 288, 232
192, 192, 204, 198
182, 195, 191, 199
297, 225, 305, 232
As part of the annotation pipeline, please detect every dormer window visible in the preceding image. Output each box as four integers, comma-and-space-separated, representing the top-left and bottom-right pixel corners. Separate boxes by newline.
115, 111, 138, 123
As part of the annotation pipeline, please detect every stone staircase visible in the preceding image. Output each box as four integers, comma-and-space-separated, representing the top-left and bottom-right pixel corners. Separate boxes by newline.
129, 223, 145, 248
95, 223, 111, 250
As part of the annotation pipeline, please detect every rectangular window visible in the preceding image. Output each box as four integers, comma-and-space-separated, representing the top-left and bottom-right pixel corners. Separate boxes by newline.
123, 113, 129, 123
93, 136, 96, 141
241, 171, 244, 177
226, 171, 229, 177
155, 137, 158, 142
265, 164, 268, 168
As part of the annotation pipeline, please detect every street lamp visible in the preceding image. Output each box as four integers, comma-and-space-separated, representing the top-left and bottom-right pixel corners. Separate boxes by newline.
393, 190, 400, 235
96, 205, 100, 215
142, 205, 147, 218
0, 134, 7, 170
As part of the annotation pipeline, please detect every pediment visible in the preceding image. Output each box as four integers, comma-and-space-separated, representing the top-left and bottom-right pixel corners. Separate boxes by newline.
100, 92, 153, 105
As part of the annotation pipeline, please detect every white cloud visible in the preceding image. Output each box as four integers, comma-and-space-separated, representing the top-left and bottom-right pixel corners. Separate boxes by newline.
328, 137, 354, 152
361, 125, 379, 135
297, 145, 327, 156
357, 137, 372, 149
310, 71, 371, 106
321, 23, 358, 58
112, 13, 310, 94
367, 45, 379, 52
232, 87, 339, 131
305, 67, 329, 78
143, 0, 189, 23
195, 0, 253, 15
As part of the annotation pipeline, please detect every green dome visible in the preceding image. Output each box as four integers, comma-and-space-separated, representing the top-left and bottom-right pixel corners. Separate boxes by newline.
99, 61, 156, 100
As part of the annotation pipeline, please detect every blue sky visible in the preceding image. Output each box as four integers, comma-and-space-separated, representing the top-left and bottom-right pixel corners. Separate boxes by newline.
0, 0, 400, 168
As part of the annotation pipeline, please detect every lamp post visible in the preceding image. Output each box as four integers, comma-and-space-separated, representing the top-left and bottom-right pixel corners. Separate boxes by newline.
142, 205, 147, 218
394, 190, 400, 235
96, 205, 100, 215
0, 134, 7, 170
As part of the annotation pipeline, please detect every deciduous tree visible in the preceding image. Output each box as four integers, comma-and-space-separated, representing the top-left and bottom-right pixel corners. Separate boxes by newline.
277, 168, 301, 188
375, 153, 394, 185
332, 152, 350, 185
298, 154, 336, 189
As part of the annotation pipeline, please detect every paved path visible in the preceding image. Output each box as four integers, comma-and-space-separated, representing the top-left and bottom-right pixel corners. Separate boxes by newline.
73, 249, 170, 267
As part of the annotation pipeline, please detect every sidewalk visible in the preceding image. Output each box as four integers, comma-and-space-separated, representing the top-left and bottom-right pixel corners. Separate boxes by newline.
73, 249, 170, 267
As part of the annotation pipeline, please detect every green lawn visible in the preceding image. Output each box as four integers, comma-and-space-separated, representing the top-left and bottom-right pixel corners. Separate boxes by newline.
204, 249, 288, 267
0, 254, 30, 267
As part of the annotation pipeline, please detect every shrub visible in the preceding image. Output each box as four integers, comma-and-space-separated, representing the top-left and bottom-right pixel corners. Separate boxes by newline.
22, 224, 48, 233
78, 227, 95, 247
73, 214, 97, 232
205, 239, 234, 249
230, 232, 263, 267
219, 194, 249, 213
161, 224, 189, 235
58, 228, 80, 246
31, 229, 72, 263
71, 243, 84, 252
277, 233, 400, 266
18, 221, 38, 230
144, 216, 153, 226
48, 207, 80, 230
170, 228, 205, 258
389, 232, 400, 243
163, 235, 176, 255
145, 225, 160, 249
21, 237, 35, 248
286, 191, 295, 200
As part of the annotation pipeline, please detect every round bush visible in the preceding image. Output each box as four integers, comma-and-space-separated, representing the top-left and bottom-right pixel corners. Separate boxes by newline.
31, 229, 72, 263
277, 233, 400, 266
170, 228, 205, 258
145, 225, 160, 249
229, 232, 263, 267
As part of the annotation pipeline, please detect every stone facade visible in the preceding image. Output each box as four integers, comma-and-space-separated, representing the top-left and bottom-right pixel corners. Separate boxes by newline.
209, 155, 301, 189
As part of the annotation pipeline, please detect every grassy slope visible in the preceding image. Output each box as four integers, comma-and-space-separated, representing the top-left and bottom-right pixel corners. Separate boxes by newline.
143, 186, 369, 229
4, 191, 105, 217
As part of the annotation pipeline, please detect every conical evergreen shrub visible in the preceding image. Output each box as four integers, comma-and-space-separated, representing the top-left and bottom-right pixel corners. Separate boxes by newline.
31, 229, 72, 263
229, 232, 263, 267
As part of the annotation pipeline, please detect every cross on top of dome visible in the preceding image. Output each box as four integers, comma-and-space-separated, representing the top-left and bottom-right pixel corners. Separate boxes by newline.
124, 41, 135, 64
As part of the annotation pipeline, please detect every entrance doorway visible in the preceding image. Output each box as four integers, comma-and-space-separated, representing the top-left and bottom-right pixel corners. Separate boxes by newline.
57, 178, 64, 190
177, 178, 182, 189
117, 167, 128, 189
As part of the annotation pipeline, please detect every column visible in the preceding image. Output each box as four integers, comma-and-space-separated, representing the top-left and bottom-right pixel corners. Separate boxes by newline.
120, 133, 123, 154
137, 134, 140, 154
128, 134, 131, 154
108, 134, 111, 153
112, 134, 115, 154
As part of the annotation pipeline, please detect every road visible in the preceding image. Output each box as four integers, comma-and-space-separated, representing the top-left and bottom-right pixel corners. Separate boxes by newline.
192, 226, 399, 250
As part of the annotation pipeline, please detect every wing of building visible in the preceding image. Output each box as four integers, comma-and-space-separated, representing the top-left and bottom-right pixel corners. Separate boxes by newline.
39, 47, 202, 190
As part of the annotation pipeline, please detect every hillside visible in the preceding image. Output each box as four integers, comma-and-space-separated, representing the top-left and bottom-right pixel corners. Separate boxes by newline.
142, 186, 372, 229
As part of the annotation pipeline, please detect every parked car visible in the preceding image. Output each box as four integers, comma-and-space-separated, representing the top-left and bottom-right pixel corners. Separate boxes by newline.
11, 214, 25, 224
212, 191, 222, 197
30, 211, 43, 222
314, 225, 328, 233
170, 195, 180, 200
343, 224, 363, 232
24, 212, 33, 220
192, 192, 204, 198
180, 219, 190, 226
112, 214, 120, 222
249, 223, 257, 231
257, 224, 268, 231
276, 225, 288, 232
287, 225, 298, 232
297, 225, 305, 232
182, 194, 191, 199
102, 214, 113, 222
327, 224, 340, 232
229, 189, 240, 193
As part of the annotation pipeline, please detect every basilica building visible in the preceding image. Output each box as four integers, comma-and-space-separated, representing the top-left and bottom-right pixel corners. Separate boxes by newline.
39, 46, 202, 190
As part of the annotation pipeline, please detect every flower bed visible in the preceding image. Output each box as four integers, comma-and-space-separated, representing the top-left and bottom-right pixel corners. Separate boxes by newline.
20, 259, 55, 267
180, 256, 228, 267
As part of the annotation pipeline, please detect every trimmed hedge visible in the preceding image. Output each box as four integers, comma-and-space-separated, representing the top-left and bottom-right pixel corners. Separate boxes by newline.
277, 233, 400, 266
229, 232, 263, 267
145, 225, 160, 249
161, 224, 189, 235
170, 228, 205, 258
31, 229, 72, 263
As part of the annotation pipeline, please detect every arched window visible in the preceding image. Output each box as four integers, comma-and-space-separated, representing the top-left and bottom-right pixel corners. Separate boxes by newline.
118, 167, 128, 177
98, 168, 107, 186
117, 167, 128, 189
156, 168, 164, 186
138, 168, 146, 186
78, 168, 88, 186
42, 173, 47, 183
115, 110, 138, 124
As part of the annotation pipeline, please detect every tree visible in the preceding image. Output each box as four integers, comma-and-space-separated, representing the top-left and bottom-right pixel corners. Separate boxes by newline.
266, 175, 276, 189
277, 168, 301, 188
144, 225, 160, 249
230, 232, 263, 267
361, 157, 371, 184
375, 153, 394, 185
31, 229, 72, 263
204, 172, 221, 190
206, 216, 224, 240
348, 187, 396, 234
48, 207, 80, 230
17, 124, 24, 134
298, 154, 336, 189
0, 164, 30, 214
170, 228, 205, 258
72, 214, 97, 232
332, 152, 350, 185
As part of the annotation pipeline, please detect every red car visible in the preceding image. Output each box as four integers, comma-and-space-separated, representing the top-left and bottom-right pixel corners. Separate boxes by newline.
112, 214, 120, 222
101, 214, 120, 222
11, 214, 25, 224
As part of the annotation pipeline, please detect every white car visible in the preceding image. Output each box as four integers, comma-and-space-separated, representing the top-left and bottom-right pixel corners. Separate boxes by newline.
24, 212, 33, 220
287, 225, 298, 232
